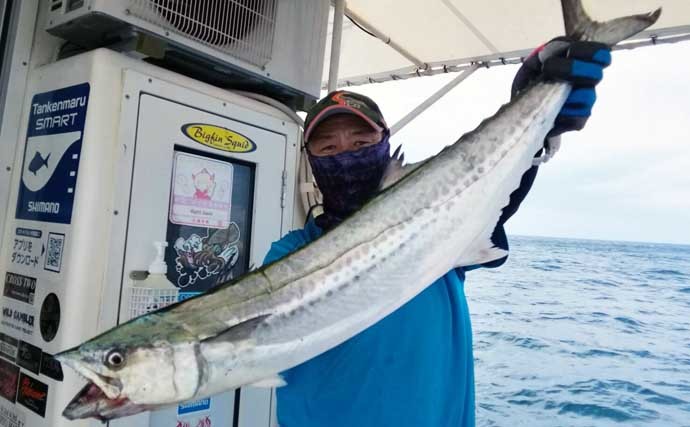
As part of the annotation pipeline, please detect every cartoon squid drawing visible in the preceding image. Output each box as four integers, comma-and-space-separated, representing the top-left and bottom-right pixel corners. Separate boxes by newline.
173, 222, 241, 288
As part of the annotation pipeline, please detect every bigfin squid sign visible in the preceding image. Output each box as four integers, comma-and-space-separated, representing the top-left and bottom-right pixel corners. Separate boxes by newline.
181, 124, 256, 153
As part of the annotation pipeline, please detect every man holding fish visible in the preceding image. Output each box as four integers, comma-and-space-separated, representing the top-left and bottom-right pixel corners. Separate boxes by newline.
263, 38, 612, 427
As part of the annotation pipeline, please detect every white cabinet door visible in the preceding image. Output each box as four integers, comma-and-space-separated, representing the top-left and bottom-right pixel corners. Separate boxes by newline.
113, 71, 291, 427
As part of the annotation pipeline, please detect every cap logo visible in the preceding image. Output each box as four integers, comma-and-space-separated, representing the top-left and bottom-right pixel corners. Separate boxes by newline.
332, 92, 366, 111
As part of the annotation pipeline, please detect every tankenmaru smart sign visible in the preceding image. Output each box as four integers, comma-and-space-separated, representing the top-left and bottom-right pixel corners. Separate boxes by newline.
15, 83, 90, 224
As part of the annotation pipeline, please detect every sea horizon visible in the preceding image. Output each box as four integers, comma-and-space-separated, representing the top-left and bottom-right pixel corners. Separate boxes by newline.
509, 233, 690, 248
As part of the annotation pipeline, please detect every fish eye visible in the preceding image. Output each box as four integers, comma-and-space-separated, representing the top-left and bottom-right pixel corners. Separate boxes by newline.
105, 349, 126, 370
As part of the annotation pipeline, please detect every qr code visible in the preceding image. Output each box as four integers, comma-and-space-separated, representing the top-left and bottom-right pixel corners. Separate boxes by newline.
44, 232, 65, 273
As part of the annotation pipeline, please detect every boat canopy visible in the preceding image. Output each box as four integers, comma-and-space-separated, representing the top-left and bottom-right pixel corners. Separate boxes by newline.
323, 0, 690, 88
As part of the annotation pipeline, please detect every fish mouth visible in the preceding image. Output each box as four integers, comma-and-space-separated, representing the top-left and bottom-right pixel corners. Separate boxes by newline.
56, 351, 123, 399
63, 382, 148, 421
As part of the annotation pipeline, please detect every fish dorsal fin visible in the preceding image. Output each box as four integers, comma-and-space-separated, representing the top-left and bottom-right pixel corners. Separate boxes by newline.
201, 314, 270, 345
379, 145, 424, 191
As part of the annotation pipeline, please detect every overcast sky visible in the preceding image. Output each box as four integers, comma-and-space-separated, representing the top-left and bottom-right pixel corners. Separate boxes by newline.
349, 41, 690, 245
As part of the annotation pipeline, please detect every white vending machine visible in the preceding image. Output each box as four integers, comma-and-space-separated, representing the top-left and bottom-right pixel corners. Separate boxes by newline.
0, 47, 301, 427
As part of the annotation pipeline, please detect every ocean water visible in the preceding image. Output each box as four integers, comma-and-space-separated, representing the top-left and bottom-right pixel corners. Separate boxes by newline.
465, 236, 690, 427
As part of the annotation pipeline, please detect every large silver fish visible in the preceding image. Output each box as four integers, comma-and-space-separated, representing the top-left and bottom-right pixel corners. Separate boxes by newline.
56, 0, 660, 420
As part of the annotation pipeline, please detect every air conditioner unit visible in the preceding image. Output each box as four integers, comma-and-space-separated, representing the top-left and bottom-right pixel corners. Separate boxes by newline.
44, 0, 329, 110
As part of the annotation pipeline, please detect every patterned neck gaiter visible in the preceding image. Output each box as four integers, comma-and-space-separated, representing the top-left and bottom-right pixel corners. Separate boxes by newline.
308, 133, 391, 231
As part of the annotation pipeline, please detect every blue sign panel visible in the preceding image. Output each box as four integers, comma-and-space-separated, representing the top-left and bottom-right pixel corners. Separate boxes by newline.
15, 83, 90, 224
178, 398, 211, 415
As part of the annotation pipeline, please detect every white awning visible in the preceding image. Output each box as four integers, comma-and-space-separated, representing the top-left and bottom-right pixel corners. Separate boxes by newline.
324, 0, 690, 88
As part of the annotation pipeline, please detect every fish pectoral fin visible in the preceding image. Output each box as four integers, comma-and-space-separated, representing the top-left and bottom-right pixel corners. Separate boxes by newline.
201, 314, 271, 345
378, 145, 425, 191
456, 245, 509, 268
248, 375, 286, 388
454, 224, 509, 268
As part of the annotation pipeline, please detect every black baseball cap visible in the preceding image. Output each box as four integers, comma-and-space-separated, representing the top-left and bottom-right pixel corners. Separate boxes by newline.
304, 90, 388, 142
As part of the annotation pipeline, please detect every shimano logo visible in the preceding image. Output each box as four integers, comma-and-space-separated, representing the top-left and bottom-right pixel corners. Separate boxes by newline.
28, 201, 60, 214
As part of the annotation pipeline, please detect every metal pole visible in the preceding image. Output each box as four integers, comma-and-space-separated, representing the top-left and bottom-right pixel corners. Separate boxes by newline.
346, 7, 427, 70
390, 64, 480, 136
327, 0, 345, 93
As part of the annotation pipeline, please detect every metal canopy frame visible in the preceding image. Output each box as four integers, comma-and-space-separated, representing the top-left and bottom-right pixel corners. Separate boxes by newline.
325, 1, 690, 135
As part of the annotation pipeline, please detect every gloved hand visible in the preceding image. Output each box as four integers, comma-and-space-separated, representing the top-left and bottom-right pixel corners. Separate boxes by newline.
512, 37, 612, 138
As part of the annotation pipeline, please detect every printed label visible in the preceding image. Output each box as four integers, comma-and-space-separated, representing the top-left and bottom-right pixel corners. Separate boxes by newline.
16, 83, 90, 224
16, 373, 48, 417
178, 398, 211, 415
1, 302, 35, 338
0, 335, 18, 362
170, 152, 234, 229
15, 229, 41, 239
10, 229, 42, 270
0, 402, 25, 427
39, 353, 63, 382
44, 232, 65, 273
2, 273, 36, 305
181, 123, 256, 153
16, 341, 41, 374
0, 359, 19, 403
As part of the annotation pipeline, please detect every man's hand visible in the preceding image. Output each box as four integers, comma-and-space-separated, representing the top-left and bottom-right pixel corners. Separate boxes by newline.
512, 37, 612, 138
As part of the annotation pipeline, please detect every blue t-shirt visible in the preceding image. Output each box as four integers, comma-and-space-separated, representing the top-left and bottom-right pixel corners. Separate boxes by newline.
263, 219, 475, 427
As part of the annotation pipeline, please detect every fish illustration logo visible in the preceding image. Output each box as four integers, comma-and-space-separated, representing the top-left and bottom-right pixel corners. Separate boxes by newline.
21, 131, 81, 192
28, 152, 50, 175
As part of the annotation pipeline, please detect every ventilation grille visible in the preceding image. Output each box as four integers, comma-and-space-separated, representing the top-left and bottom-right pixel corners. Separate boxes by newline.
129, 0, 277, 67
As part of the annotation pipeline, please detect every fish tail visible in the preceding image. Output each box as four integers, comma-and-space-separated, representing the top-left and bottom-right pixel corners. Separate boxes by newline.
44, 153, 51, 167
561, 0, 660, 46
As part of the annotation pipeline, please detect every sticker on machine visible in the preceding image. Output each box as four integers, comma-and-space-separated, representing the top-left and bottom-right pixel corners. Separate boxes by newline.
170, 152, 234, 229
16, 373, 48, 417
39, 353, 63, 382
0, 301, 36, 338
0, 401, 25, 427
0, 334, 18, 362
44, 232, 65, 273
15, 82, 90, 224
181, 123, 256, 153
2, 273, 36, 305
16, 341, 42, 375
10, 229, 43, 271
0, 358, 20, 403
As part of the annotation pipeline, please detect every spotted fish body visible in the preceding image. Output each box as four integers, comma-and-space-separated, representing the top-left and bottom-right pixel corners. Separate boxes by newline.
57, 0, 661, 420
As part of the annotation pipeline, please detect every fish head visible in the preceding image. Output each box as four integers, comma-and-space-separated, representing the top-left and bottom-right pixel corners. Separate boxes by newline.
56, 317, 201, 405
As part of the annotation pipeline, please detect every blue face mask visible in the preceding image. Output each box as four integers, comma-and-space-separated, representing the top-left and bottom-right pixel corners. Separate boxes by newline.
308, 133, 391, 230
